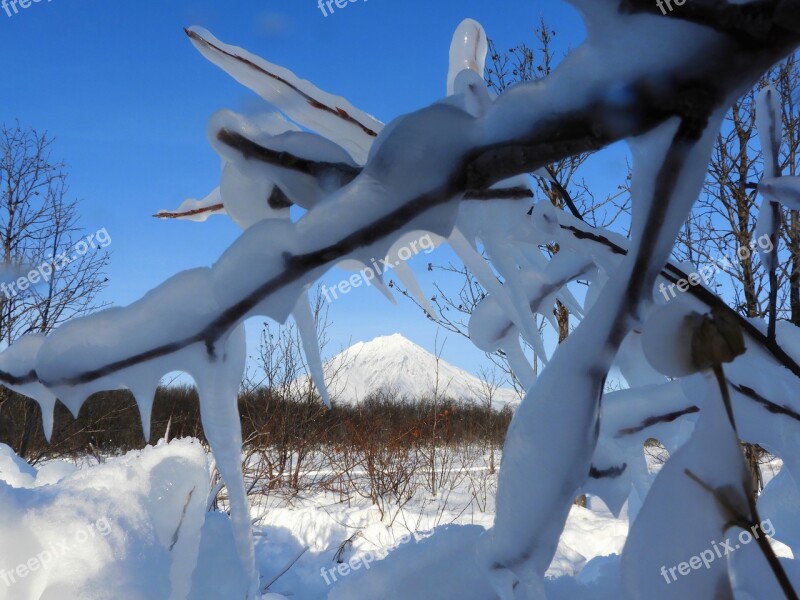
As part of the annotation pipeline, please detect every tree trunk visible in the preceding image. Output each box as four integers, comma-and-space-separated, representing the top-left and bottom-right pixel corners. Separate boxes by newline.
17, 400, 38, 460
791, 210, 800, 326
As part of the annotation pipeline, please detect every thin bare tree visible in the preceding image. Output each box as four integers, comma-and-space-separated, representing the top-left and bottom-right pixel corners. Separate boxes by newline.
0, 123, 110, 458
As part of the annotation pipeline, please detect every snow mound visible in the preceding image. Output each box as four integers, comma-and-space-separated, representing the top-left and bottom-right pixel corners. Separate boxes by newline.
328, 525, 496, 600
0, 439, 211, 600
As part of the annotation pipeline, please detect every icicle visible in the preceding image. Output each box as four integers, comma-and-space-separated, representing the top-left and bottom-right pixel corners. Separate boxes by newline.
336, 258, 397, 304
757, 85, 782, 181
131, 381, 158, 442
755, 85, 784, 272
514, 230, 587, 321
545, 253, 591, 318
469, 296, 538, 389
392, 261, 436, 318
39, 397, 55, 442
192, 323, 259, 599
369, 273, 397, 304
502, 340, 536, 391
0, 334, 57, 441
291, 292, 331, 408
447, 19, 488, 96
582, 269, 607, 314
754, 207, 780, 298
482, 236, 548, 356
56, 389, 87, 420
541, 296, 560, 333
449, 228, 540, 352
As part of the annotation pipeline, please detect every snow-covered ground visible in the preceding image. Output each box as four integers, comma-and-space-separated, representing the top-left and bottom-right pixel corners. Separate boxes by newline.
0, 440, 628, 599
0, 439, 791, 599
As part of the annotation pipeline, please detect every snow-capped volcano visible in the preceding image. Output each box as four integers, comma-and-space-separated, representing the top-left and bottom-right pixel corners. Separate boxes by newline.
324, 334, 521, 408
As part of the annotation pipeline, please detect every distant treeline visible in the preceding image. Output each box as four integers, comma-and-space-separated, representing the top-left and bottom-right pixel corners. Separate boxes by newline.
0, 386, 513, 463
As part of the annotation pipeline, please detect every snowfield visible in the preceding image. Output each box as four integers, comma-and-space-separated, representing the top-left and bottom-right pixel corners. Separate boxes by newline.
0, 441, 650, 599
0, 440, 794, 599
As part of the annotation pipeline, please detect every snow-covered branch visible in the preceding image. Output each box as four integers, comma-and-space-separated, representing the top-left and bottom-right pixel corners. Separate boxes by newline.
2, 2, 797, 397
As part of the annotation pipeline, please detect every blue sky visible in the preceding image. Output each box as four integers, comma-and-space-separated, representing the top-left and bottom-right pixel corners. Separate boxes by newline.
0, 0, 602, 378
